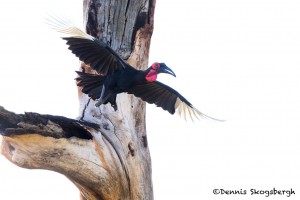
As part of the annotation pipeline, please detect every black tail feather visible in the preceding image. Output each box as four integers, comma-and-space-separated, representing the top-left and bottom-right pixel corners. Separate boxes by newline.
75, 71, 105, 100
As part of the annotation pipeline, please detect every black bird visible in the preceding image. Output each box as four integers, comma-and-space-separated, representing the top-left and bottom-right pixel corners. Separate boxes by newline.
50, 18, 220, 121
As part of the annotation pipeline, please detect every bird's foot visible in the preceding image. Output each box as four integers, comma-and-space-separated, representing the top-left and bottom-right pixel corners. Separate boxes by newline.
111, 103, 118, 111
95, 99, 103, 107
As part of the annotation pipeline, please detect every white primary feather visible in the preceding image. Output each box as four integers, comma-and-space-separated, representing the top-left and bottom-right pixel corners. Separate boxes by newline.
175, 98, 224, 122
45, 14, 94, 40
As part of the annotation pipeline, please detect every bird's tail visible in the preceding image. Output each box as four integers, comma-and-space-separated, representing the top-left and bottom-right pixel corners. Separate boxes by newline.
75, 71, 105, 100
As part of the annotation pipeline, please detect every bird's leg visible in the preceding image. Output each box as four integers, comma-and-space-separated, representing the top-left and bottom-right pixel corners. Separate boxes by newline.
95, 85, 106, 107
108, 94, 118, 111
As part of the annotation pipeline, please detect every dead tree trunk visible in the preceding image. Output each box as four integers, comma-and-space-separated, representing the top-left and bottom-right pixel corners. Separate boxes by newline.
0, 0, 156, 199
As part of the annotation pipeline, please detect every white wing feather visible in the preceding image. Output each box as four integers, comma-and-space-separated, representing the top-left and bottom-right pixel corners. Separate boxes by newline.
45, 14, 94, 40
175, 98, 224, 122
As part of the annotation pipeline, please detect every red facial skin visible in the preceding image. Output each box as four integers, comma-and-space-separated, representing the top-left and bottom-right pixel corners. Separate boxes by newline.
145, 63, 160, 82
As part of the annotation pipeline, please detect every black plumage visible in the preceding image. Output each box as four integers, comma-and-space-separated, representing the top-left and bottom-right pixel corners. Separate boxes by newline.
50, 18, 221, 121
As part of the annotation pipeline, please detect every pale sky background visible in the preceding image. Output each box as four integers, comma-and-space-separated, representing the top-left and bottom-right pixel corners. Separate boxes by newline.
0, 0, 300, 199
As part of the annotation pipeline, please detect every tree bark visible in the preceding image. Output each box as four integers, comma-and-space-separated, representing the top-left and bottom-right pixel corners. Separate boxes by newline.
0, 0, 156, 199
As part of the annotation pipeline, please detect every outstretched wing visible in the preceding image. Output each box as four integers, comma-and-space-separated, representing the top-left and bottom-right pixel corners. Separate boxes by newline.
47, 16, 127, 75
127, 81, 222, 121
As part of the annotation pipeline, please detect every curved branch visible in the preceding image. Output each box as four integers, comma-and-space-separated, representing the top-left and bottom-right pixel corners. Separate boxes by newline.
0, 106, 130, 200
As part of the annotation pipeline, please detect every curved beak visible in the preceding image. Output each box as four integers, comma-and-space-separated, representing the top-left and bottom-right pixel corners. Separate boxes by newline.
157, 64, 176, 77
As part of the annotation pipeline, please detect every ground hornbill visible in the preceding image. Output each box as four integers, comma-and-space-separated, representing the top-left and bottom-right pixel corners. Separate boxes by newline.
50, 18, 221, 121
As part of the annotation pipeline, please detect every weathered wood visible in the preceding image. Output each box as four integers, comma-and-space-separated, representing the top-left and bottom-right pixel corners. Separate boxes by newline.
77, 1, 156, 199
0, 0, 156, 199
0, 107, 128, 200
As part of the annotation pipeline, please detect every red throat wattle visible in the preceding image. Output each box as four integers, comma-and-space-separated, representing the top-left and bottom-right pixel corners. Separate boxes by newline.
145, 69, 158, 82
145, 63, 160, 82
